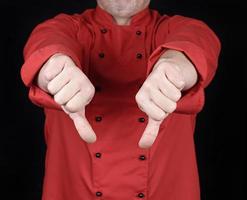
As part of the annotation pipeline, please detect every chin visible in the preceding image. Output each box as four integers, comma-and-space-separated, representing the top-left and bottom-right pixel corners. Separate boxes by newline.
98, 0, 150, 17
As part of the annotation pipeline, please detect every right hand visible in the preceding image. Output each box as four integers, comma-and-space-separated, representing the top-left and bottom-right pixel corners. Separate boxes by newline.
37, 53, 97, 143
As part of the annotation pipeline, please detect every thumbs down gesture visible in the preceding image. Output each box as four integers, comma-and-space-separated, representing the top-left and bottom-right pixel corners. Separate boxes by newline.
36, 53, 97, 143
136, 50, 198, 148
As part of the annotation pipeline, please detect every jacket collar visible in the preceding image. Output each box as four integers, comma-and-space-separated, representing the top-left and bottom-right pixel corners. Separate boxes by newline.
93, 4, 152, 27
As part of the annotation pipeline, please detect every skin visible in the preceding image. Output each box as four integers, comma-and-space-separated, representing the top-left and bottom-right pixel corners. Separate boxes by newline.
36, 0, 198, 148
97, 0, 150, 25
37, 53, 97, 143
136, 49, 198, 148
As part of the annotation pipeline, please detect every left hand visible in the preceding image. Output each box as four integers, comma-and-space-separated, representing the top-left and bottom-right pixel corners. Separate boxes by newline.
135, 50, 197, 148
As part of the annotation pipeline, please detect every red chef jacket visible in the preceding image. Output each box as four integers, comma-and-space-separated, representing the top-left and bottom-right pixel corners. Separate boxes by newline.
20, 5, 221, 200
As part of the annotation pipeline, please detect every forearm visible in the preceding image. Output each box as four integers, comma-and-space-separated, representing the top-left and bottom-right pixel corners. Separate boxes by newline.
154, 49, 198, 91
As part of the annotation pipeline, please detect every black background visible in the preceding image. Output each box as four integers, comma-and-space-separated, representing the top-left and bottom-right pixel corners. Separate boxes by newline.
0, 0, 245, 199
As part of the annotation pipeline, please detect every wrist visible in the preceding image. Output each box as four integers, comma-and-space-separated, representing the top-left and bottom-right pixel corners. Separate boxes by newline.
157, 49, 198, 91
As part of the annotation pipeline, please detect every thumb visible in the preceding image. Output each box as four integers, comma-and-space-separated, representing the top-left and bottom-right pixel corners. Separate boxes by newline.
62, 106, 97, 143
165, 64, 185, 90
138, 117, 162, 149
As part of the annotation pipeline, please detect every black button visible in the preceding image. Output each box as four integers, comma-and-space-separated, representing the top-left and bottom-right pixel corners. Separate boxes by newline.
95, 152, 102, 158
139, 155, 146, 160
95, 85, 101, 92
101, 28, 108, 33
96, 191, 103, 197
136, 53, 143, 59
138, 117, 145, 123
137, 193, 145, 198
95, 116, 102, 122
99, 52, 105, 58
136, 30, 142, 35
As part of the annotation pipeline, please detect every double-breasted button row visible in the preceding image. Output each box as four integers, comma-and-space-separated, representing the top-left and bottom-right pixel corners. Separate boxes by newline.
94, 152, 146, 198
99, 52, 143, 60
96, 191, 145, 198
95, 116, 145, 123
99, 28, 143, 60
100, 28, 141, 36
95, 152, 145, 160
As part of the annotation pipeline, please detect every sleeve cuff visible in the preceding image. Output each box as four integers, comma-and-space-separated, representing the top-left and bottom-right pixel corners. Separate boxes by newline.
21, 44, 82, 87
28, 85, 61, 110
20, 44, 82, 110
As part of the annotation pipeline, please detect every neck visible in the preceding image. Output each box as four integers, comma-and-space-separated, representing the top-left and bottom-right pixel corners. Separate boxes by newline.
113, 16, 131, 25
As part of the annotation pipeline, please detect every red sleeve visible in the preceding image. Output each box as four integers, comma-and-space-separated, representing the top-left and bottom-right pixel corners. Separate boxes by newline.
20, 13, 92, 110
147, 15, 221, 114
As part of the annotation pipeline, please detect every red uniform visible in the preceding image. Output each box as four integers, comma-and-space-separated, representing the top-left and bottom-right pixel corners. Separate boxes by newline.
20, 5, 221, 200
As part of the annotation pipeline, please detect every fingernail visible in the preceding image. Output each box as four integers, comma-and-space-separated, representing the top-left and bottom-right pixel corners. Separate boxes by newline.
138, 140, 151, 149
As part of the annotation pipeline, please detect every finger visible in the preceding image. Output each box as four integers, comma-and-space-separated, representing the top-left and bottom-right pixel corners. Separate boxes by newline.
138, 96, 167, 121
138, 117, 162, 148
47, 68, 71, 95
149, 88, 177, 113
164, 64, 185, 90
43, 56, 65, 81
68, 109, 97, 143
61, 105, 70, 115
53, 80, 81, 105
64, 91, 91, 113
159, 73, 182, 102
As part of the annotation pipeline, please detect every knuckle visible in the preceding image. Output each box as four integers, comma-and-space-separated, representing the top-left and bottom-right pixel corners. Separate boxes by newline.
47, 83, 54, 94
174, 64, 182, 73
135, 93, 140, 102
43, 73, 50, 81
137, 104, 144, 111
89, 83, 96, 91
62, 55, 71, 62
153, 112, 166, 121
83, 85, 91, 93
65, 66, 74, 76
85, 94, 93, 103
153, 61, 165, 71
151, 73, 161, 82
149, 89, 155, 100
159, 112, 166, 120
84, 97, 92, 106
54, 95, 63, 105
84, 85, 95, 98
73, 79, 82, 90
65, 103, 79, 113
135, 92, 145, 103
167, 102, 177, 113
174, 91, 182, 101
143, 81, 152, 90
90, 85, 96, 95
47, 55, 58, 65
43, 70, 52, 81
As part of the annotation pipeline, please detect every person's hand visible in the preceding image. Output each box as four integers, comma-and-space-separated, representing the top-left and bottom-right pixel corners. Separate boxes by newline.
136, 50, 198, 148
37, 53, 97, 143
